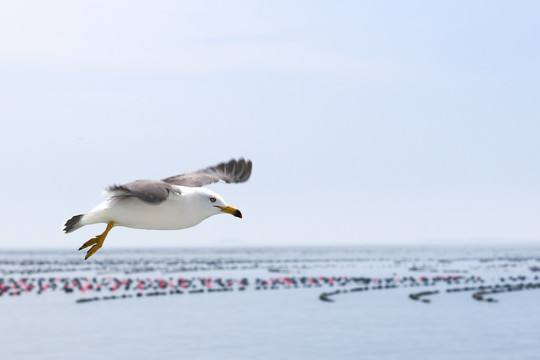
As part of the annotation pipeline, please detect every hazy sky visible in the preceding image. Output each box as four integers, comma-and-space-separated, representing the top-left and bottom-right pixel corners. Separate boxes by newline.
1, 1, 539, 249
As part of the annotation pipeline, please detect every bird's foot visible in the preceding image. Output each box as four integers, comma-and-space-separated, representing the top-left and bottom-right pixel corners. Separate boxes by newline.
85, 241, 102, 260
78, 221, 115, 260
79, 236, 102, 260
78, 237, 99, 251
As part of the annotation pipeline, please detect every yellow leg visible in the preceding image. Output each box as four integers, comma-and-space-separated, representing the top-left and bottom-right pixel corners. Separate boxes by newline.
78, 221, 115, 260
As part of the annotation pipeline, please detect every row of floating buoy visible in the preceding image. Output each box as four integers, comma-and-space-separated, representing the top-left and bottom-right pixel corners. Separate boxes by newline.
321, 279, 540, 304
0, 274, 494, 298
2, 274, 538, 305
2, 253, 538, 277
0, 256, 392, 276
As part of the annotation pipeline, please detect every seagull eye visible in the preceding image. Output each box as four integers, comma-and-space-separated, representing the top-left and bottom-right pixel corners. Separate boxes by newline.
210, 197, 217, 203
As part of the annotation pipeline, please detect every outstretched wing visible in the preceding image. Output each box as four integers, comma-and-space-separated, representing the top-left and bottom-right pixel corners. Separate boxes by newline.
106, 180, 176, 204
162, 158, 252, 187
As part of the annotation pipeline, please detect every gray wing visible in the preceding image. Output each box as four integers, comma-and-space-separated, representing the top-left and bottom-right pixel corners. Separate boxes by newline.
107, 180, 176, 204
162, 158, 252, 187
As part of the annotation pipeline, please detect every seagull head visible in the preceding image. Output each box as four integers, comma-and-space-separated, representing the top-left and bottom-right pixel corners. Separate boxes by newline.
195, 188, 242, 219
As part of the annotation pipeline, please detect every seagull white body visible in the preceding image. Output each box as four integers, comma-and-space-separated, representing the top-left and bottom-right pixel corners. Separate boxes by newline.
63, 158, 251, 259
82, 186, 229, 230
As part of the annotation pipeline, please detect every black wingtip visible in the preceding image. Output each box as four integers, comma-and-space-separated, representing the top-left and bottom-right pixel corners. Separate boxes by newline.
229, 158, 252, 183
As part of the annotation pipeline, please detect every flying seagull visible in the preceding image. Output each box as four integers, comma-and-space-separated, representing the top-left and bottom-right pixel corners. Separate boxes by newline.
63, 158, 252, 260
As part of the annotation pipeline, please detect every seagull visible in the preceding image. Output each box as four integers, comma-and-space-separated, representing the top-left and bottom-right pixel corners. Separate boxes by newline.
63, 158, 252, 260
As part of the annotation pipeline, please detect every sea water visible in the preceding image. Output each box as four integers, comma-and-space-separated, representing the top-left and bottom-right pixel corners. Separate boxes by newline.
1, 246, 539, 360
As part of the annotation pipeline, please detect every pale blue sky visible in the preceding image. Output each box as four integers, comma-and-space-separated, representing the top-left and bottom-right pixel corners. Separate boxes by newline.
1, 1, 539, 248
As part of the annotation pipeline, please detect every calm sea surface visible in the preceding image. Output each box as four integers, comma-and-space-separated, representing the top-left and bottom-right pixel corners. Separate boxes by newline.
1, 246, 539, 360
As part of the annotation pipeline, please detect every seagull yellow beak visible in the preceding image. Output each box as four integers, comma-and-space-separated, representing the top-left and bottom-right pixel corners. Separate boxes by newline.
215, 205, 242, 218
